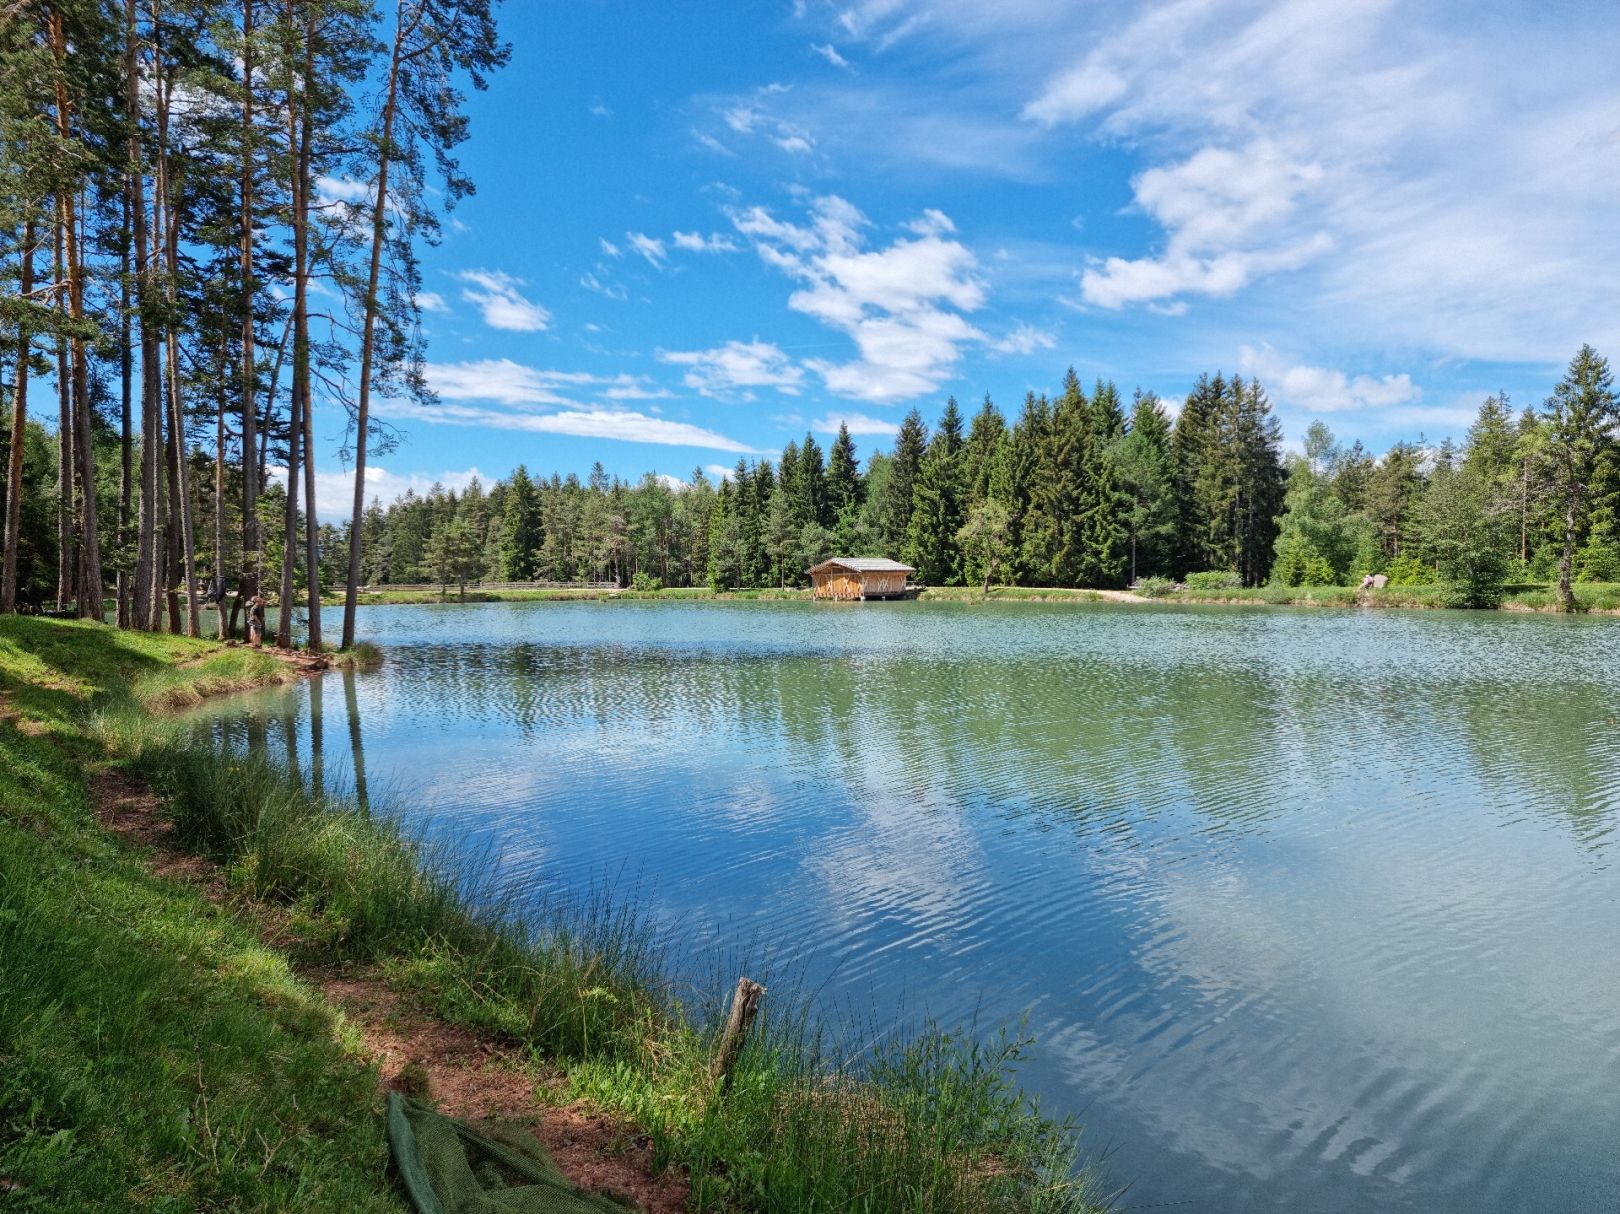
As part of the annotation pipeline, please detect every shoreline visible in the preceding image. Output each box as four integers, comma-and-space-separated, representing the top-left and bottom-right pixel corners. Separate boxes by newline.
283, 580, 1620, 615
0, 616, 1105, 1213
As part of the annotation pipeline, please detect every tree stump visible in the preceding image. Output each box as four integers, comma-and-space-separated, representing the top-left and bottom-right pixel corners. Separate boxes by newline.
710, 977, 765, 1091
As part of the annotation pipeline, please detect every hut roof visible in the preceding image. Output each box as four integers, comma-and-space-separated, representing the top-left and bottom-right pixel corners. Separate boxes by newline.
806, 557, 915, 575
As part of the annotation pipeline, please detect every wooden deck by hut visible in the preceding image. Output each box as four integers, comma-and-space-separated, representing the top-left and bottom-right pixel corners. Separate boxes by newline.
807, 557, 915, 601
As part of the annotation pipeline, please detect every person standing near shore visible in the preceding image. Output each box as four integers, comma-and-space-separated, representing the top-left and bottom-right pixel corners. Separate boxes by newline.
248, 595, 266, 648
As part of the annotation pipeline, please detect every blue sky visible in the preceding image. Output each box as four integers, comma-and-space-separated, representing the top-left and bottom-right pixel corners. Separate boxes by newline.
309, 0, 1620, 514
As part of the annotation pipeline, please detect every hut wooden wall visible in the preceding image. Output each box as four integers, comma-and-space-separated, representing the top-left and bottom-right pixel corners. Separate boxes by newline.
811, 570, 908, 600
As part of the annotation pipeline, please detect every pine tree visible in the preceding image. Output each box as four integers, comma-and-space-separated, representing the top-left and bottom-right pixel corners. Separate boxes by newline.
501, 464, 542, 579
1114, 390, 1177, 582
904, 397, 965, 584
881, 409, 926, 558
1543, 345, 1618, 611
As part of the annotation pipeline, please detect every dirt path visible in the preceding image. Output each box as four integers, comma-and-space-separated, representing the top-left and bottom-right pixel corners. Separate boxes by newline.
90, 768, 689, 1214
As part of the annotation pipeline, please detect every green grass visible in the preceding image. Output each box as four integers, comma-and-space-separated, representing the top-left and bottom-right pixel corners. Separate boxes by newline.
0, 638, 400, 1211
111, 729, 1104, 1213
2, 617, 1107, 1213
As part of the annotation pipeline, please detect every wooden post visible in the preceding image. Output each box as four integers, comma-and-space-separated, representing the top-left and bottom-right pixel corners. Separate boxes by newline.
710, 977, 765, 1090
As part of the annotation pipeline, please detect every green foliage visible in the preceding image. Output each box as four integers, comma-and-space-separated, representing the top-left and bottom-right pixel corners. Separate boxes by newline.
1133, 576, 1174, 598
1385, 553, 1438, 585
631, 571, 663, 592
1184, 570, 1243, 591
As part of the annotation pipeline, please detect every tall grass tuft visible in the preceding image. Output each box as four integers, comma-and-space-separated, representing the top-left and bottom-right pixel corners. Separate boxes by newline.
89, 693, 1107, 1212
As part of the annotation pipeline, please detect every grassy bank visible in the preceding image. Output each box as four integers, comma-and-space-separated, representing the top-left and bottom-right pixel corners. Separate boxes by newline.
1140, 581, 1620, 612
0, 619, 398, 1211
339, 586, 811, 606
0, 617, 1106, 1213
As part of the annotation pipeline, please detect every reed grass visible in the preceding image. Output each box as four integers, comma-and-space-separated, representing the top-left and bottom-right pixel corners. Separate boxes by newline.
6, 616, 1108, 1213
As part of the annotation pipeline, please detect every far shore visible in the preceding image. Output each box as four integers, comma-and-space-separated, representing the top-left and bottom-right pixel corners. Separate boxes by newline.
269, 580, 1620, 615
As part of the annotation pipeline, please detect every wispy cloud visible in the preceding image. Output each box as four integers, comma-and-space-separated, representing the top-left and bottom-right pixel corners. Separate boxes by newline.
729, 194, 986, 403
991, 322, 1057, 356
812, 42, 852, 70
812, 412, 899, 437
672, 230, 742, 254
414, 290, 449, 314
659, 339, 806, 399
1237, 345, 1420, 414
382, 399, 758, 453
1080, 140, 1331, 309
454, 269, 551, 331
625, 232, 668, 267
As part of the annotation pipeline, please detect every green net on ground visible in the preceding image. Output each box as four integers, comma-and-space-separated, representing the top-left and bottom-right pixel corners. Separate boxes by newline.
387, 1092, 637, 1214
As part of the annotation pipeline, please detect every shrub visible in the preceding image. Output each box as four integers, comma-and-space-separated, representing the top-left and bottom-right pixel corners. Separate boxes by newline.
631, 572, 664, 592
1184, 570, 1242, 591
1384, 553, 1437, 585
1133, 576, 1174, 598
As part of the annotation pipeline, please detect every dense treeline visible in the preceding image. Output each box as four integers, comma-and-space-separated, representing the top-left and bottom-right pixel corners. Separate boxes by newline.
344, 348, 1618, 610
0, 0, 507, 645
1, 5, 1614, 626
341, 366, 1282, 595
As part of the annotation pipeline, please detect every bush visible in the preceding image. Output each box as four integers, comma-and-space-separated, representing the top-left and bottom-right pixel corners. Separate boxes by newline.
1384, 553, 1437, 585
1184, 570, 1242, 591
1133, 576, 1174, 598
1575, 542, 1620, 583
630, 572, 664, 592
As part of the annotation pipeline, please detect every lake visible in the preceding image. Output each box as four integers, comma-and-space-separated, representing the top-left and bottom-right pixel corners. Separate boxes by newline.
190, 600, 1620, 1213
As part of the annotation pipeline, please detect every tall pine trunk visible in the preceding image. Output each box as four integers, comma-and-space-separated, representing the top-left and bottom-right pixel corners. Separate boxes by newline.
1, 220, 34, 613
343, 7, 405, 649
296, 10, 321, 650
155, 59, 199, 636
118, 189, 133, 625
236, 0, 259, 633
53, 221, 73, 612
127, 0, 161, 629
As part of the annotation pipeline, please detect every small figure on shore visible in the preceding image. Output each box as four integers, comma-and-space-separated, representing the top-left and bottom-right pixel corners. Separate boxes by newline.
248, 595, 266, 648
1360, 573, 1389, 590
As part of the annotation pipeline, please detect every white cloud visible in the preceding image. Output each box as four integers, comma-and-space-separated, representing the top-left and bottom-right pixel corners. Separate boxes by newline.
812, 42, 851, 70
579, 272, 628, 301
380, 399, 757, 453
731, 194, 986, 403
414, 291, 449, 314
715, 87, 817, 155
1002, 0, 1620, 355
599, 237, 622, 258
659, 339, 806, 399
625, 231, 667, 267
991, 323, 1057, 356
812, 412, 899, 437
427, 359, 580, 406
1021, 56, 1126, 126
426, 360, 665, 409
672, 230, 742, 254
1237, 345, 1421, 414
1080, 140, 1330, 309
269, 463, 488, 523
655, 473, 688, 492
588, 101, 612, 117
705, 463, 735, 482
455, 269, 551, 331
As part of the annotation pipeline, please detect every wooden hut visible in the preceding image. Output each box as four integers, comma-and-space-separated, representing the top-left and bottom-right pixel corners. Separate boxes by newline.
807, 557, 915, 601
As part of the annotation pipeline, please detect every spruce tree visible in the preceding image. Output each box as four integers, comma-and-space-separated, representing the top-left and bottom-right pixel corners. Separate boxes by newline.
501, 464, 542, 579
904, 397, 965, 584
881, 409, 926, 558
1114, 390, 1177, 582
1544, 345, 1618, 610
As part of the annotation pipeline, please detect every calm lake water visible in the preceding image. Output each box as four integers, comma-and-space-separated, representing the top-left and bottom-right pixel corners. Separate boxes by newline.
191, 601, 1620, 1213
